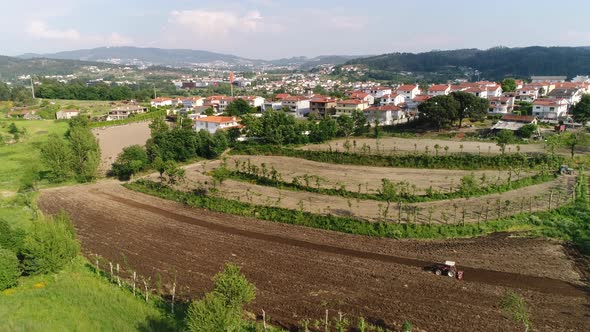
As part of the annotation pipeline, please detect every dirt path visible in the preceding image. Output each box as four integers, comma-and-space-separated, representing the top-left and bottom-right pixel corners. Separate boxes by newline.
38, 183, 589, 332
300, 137, 545, 155
177, 164, 574, 224
213, 155, 534, 195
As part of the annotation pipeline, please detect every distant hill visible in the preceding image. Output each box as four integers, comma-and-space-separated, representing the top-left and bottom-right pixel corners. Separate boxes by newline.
18, 47, 363, 69
341, 46, 590, 81
0, 55, 118, 78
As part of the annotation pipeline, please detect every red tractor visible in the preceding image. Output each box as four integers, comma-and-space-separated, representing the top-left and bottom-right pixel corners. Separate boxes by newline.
427, 261, 464, 280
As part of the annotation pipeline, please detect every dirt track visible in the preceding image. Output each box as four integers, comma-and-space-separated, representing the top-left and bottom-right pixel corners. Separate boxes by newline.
38, 183, 589, 332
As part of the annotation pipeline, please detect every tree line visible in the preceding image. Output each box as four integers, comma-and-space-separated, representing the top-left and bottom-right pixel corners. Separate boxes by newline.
34, 79, 154, 101
0, 82, 34, 105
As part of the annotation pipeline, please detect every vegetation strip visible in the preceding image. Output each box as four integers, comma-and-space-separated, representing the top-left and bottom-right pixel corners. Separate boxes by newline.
89, 110, 167, 128
231, 144, 563, 170
216, 166, 556, 203
125, 177, 590, 255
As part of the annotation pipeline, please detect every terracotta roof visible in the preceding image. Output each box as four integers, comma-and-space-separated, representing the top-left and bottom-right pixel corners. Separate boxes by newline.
533, 99, 565, 106
366, 105, 402, 112
412, 95, 431, 102
338, 99, 364, 105
465, 87, 486, 93
397, 84, 419, 91
428, 84, 450, 92
152, 97, 172, 102
275, 93, 291, 100
370, 86, 392, 91
500, 115, 536, 123
195, 116, 239, 123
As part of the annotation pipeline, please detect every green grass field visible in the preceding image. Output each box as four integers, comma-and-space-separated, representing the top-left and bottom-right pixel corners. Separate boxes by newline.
0, 257, 179, 332
0, 119, 183, 332
0, 119, 68, 193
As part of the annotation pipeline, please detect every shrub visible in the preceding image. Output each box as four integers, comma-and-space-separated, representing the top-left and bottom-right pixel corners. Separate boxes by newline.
186, 293, 241, 332
212, 263, 256, 309
0, 219, 26, 254
22, 213, 80, 275
402, 320, 413, 332
111, 145, 149, 180
0, 248, 20, 290
500, 291, 531, 332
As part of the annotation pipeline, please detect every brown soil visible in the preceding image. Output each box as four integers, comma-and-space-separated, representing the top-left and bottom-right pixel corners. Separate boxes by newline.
300, 137, 545, 155
214, 155, 534, 195
92, 122, 151, 173
177, 162, 575, 224
38, 183, 589, 332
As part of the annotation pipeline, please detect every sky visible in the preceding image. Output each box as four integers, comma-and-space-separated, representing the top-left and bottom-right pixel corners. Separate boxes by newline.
2, 0, 590, 59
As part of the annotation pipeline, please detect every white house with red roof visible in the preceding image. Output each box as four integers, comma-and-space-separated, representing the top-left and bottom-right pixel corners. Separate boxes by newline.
364, 105, 405, 125
151, 97, 173, 107
488, 97, 515, 114
396, 84, 421, 100
427, 84, 451, 96
55, 109, 80, 120
345, 91, 375, 105
364, 86, 392, 98
380, 93, 405, 106
486, 85, 503, 98
280, 95, 311, 117
193, 116, 241, 134
532, 99, 568, 119
465, 87, 488, 99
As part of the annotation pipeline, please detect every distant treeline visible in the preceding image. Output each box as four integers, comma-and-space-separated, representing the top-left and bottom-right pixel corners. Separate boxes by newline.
34, 79, 154, 101
0, 82, 34, 105
341, 46, 590, 81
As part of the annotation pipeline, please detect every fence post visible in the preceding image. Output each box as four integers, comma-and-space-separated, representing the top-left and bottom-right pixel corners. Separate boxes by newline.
116, 263, 121, 287
549, 190, 554, 210
171, 282, 176, 314
95, 255, 99, 275
262, 309, 267, 331
109, 262, 113, 282
325, 309, 329, 332
133, 271, 137, 296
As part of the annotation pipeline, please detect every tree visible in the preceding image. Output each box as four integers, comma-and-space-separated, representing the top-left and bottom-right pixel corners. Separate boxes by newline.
22, 213, 80, 275
450, 91, 489, 127
225, 99, 254, 116
149, 117, 169, 137
501, 78, 517, 92
68, 126, 101, 182
337, 114, 355, 137
418, 95, 459, 129
496, 130, 515, 154
212, 263, 256, 309
0, 248, 20, 291
0, 219, 26, 254
500, 292, 531, 332
351, 110, 368, 135
40, 134, 74, 182
163, 160, 185, 185
111, 145, 149, 180
518, 123, 538, 138
571, 94, 590, 126
562, 131, 590, 158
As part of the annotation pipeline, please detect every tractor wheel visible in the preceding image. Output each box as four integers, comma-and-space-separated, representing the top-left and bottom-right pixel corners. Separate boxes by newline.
447, 271, 455, 278
435, 269, 442, 276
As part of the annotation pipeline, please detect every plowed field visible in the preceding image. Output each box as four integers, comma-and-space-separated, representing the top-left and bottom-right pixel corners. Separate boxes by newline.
38, 183, 589, 331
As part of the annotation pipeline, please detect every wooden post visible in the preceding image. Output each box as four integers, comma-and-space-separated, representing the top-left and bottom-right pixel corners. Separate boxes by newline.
116, 263, 121, 287
109, 262, 113, 282
143, 279, 149, 302
133, 272, 137, 296
325, 309, 329, 332
171, 283, 176, 314
95, 255, 99, 275
262, 309, 267, 331
549, 190, 554, 210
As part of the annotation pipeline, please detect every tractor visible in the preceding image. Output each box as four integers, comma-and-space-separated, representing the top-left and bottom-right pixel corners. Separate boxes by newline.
426, 261, 463, 280
558, 165, 575, 175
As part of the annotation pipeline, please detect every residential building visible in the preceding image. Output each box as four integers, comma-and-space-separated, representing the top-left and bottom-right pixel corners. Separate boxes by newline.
427, 84, 451, 96
488, 97, 515, 114
364, 86, 392, 98
107, 106, 148, 121
55, 109, 80, 120
281, 95, 311, 117
364, 105, 405, 126
181, 97, 204, 108
380, 93, 405, 106
465, 87, 488, 99
406, 95, 431, 113
345, 91, 375, 105
335, 99, 369, 116
193, 116, 241, 134
486, 85, 503, 98
396, 84, 421, 100
547, 88, 584, 105
531, 76, 567, 83
150, 97, 173, 107
515, 87, 539, 102
532, 99, 568, 119
309, 96, 338, 117
491, 115, 538, 132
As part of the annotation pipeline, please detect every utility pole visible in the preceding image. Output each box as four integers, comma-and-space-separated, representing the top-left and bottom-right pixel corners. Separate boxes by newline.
30, 76, 35, 99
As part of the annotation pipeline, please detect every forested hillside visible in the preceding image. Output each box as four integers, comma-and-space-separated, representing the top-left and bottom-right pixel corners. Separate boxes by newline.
341, 46, 590, 81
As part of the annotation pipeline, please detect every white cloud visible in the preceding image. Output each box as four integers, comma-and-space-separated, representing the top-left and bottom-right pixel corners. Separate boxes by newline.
27, 20, 80, 40
107, 32, 133, 46
169, 9, 265, 38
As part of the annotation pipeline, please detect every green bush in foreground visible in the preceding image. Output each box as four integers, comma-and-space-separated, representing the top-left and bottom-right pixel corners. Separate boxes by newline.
0, 248, 20, 290
186, 263, 257, 332
0, 219, 26, 254
22, 213, 80, 275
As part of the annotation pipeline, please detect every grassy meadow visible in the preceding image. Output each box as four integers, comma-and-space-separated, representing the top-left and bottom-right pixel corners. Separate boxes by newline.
0, 118, 183, 331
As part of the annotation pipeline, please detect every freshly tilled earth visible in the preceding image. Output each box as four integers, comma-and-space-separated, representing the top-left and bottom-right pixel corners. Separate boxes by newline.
39, 182, 589, 332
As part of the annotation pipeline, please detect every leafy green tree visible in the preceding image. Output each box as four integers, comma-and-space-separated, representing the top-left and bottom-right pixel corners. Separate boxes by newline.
501, 78, 517, 92
518, 124, 538, 138
0, 248, 20, 291
8, 123, 19, 135
496, 130, 515, 154
163, 160, 185, 185
310, 117, 338, 142
337, 114, 355, 137
111, 145, 149, 180
186, 293, 242, 332
450, 91, 489, 127
22, 213, 80, 275
40, 134, 74, 182
212, 264, 256, 309
571, 94, 590, 126
226, 99, 254, 116
516, 101, 533, 115
0, 219, 26, 254
68, 126, 101, 182
149, 117, 169, 137
418, 95, 459, 129
562, 131, 590, 158
352, 110, 368, 135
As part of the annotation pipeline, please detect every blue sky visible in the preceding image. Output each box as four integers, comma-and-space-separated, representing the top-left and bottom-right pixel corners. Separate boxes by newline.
2, 0, 590, 59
